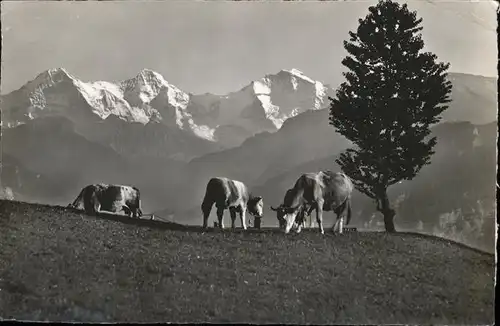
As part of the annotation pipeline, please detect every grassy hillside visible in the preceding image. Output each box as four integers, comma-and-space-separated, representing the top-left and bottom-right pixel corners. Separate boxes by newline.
0, 200, 494, 324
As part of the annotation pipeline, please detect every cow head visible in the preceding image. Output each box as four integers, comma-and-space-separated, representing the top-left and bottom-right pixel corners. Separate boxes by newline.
248, 196, 264, 219
270, 205, 300, 234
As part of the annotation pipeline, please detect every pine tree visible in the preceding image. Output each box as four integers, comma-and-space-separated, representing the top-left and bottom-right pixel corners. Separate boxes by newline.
329, 0, 453, 233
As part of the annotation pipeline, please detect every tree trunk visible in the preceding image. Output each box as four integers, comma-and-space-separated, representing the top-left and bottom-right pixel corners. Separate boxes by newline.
383, 209, 396, 233
377, 190, 397, 233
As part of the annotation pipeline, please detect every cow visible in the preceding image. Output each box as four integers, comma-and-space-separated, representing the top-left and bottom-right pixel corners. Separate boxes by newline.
201, 177, 264, 230
277, 188, 314, 229
68, 183, 143, 218
270, 171, 353, 234
272, 188, 318, 230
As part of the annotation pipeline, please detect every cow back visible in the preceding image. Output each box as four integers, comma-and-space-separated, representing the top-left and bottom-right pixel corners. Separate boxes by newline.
226, 179, 249, 207
287, 174, 317, 208
205, 177, 249, 207
320, 171, 353, 209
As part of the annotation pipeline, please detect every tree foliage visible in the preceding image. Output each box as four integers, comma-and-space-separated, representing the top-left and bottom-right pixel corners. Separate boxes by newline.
329, 0, 452, 204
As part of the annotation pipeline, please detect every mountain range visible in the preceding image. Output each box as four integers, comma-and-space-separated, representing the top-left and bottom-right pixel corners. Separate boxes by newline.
1, 68, 333, 160
0, 68, 497, 250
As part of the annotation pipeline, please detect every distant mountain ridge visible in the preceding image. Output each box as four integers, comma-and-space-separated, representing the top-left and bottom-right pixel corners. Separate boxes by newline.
1, 69, 496, 159
1, 67, 334, 155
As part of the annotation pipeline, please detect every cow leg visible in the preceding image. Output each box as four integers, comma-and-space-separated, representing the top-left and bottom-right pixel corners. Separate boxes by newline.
229, 207, 237, 229
296, 219, 303, 234
201, 200, 214, 229
332, 216, 340, 233
306, 206, 314, 228
216, 205, 225, 229
85, 194, 99, 216
299, 211, 306, 230
90, 194, 101, 216
315, 201, 325, 234
130, 206, 138, 218
295, 208, 304, 233
93, 202, 101, 216
121, 205, 132, 217
332, 206, 345, 234
84, 201, 94, 215
239, 206, 247, 230
338, 203, 346, 234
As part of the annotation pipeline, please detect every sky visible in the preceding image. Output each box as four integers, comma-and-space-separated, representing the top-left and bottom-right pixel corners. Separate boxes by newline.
1, 0, 498, 95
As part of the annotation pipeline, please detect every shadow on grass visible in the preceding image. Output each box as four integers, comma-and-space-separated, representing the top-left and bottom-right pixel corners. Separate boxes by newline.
67, 207, 200, 231
65, 206, 287, 235
67, 207, 365, 238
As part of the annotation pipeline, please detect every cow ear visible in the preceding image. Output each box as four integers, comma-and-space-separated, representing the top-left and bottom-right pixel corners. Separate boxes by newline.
270, 206, 278, 211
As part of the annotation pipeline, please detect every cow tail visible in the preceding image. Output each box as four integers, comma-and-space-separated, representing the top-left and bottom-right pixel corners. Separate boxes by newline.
346, 197, 352, 225
137, 198, 143, 217
132, 187, 142, 217
71, 187, 86, 208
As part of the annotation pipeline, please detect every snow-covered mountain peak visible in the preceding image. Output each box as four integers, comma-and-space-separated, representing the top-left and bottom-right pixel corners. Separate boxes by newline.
133, 69, 168, 87
2, 67, 335, 150
41, 67, 74, 79
245, 68, 332, 129
282, 68, 316, 84
22, 67, 76, 94
119, 69, 174, 105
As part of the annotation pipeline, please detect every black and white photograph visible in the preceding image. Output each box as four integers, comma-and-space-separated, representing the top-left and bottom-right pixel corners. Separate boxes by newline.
0, 0, 497, 323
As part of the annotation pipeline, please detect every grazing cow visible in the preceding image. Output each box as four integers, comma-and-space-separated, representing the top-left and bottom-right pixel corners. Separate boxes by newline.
68, 183, 143, 218
273, 188, 318, 230
278, 188, 314, 229
271, 171, 353, 234
202, 177, 264, 230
